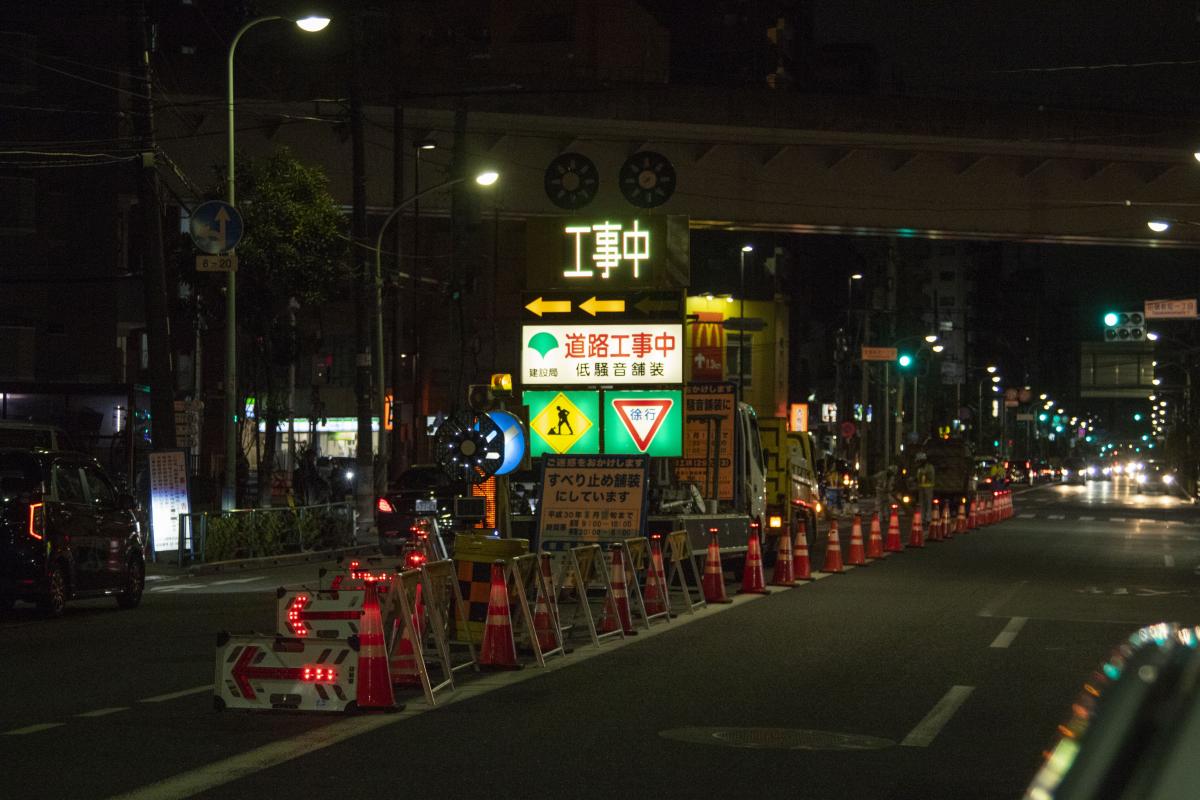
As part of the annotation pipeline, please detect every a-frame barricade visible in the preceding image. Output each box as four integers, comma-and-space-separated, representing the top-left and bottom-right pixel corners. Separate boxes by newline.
663, 530, 707, 614
554, 543, 624, 647
506, 553, 566, 666
622, 536, 668, 627
387, 560, 476, 706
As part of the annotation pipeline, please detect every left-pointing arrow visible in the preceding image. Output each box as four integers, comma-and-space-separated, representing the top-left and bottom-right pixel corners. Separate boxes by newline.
525, 297, 573, 317
231, 646, 306, 700
579, 296, 626, 316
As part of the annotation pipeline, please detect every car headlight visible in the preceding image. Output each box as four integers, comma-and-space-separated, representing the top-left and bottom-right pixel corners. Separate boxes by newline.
1062, 469, 1070, 478
1163, 474, 1175, 485
1137, 473, 1147, 484
1087, 467, 1097, 476
345, 470, 355, 480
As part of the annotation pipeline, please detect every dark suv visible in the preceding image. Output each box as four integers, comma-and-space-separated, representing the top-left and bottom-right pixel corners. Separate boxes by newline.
0, 449, 145, 616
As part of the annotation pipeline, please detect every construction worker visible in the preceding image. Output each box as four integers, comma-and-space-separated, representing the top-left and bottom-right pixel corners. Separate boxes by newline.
915, 452, 935, 526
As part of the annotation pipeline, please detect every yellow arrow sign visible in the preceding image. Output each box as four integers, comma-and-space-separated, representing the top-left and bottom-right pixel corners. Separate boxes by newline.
579, 296, 626, 316
525, 296, 572, 317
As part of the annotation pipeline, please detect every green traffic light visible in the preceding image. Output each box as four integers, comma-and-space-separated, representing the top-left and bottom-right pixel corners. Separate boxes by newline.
1038, 413, 1048, 422
1103, 312, 1119, 327
1133, 413, 1142, 422
898, 354, 913, 368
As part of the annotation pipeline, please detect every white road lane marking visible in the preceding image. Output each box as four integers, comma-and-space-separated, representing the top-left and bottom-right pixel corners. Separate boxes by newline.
1078, 516, 1094, 521
900, 685, 975, 747
77, 707, 129, 718
4, 722, 64, 735
1164, 554, 1175, 568
147, 584, 204, 593
1110, 518, 1127, 523
1047, 514, 1065, 520
989, 616, 1028, 648
1018, 513, 1035, 519
138, 685, 213, 703
208, 577, 265, 586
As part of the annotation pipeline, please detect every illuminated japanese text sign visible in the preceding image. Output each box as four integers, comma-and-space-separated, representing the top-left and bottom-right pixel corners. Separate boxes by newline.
521, 323, 683, 385
525, 216, 690, 290
538, 454, 649, 543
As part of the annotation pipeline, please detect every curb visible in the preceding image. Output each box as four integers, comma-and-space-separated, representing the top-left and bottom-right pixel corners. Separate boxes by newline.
151, 544, 381, 577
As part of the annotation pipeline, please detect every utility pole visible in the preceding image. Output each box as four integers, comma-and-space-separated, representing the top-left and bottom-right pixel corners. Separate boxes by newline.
860, 311, 871, 486
350, 13, 374, 533
129, 0, 176, 459
388, 97, 405, 483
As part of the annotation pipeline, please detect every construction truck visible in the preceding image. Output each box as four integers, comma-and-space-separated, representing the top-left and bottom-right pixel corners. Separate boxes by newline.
645, 384, 767, 564
759, 418, 821, 555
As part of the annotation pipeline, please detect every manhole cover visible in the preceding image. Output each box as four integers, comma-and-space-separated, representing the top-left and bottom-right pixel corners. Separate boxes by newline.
659, 727, 895, 751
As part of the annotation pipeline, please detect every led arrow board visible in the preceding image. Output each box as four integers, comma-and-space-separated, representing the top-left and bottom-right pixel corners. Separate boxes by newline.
521, 323, 683, 385
523, 390, 601, 457
603, 390, 683, 456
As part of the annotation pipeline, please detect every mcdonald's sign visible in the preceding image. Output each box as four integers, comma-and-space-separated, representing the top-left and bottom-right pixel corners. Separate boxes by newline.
690, 312, 725, 382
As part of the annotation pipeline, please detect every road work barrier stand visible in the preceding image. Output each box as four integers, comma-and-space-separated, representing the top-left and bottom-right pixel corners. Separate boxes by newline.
214, 632, 359, 712
387, 564, 476, 706
621, 536, 668, 628
277, 587, 367, 640
663, 530, 707, 614
554, 543, 623, 647
507, 553, 566, 665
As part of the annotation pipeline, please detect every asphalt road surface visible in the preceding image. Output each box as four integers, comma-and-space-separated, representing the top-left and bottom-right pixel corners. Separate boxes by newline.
4, 478, 1200, 800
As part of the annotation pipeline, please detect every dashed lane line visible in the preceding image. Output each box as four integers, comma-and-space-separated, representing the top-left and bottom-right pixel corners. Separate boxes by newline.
4, 722, 65, 735
989, 616, 1028, 648
1079, 516, 1094, 521
147, 584, 205, 594
1047, 514, 1065, 520
138, 685, 214, 704
1018, 513, 1035, 519
207, 577, 266, 587
1165, 554, 1176, 568
900, 685, 976, 747
77, 707, 130, 718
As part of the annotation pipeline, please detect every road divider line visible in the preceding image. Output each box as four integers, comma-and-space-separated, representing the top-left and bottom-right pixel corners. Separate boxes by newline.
1164, 554, 1175, 568
900, 686, 975, 747
138, 685, 213, 703
148, 584, 205, 593
1047, 514, 1065, 520
1078, 516, 1094, 521
4, 722, 65, 735
208, 577, 265, 586
989, 616, 1027, 648
77, 707, 130, 718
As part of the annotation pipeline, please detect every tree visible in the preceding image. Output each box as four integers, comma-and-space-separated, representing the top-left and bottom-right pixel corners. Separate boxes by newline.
226, 147, 349, 505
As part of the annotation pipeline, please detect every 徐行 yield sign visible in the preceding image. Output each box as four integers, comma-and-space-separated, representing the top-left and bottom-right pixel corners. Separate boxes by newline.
603, 390, 682, 456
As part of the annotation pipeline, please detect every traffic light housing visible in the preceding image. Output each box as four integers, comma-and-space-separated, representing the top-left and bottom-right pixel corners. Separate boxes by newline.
897, 353, 913, 369
1102, 311, 1144, 342
467, 384, 496, 412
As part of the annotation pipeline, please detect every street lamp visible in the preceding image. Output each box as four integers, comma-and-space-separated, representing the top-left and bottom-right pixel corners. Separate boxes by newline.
738, 244, 753, 404
223, 13, 330, 510
374, 170, 499, 478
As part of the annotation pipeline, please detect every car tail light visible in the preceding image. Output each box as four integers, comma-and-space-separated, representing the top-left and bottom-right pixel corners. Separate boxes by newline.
376, 497, 395, 514
750, 518, 761, 532
28, 502, 45, 541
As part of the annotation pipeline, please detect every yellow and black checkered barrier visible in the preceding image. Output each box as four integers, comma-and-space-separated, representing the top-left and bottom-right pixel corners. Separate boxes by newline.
452, 534, 529, 643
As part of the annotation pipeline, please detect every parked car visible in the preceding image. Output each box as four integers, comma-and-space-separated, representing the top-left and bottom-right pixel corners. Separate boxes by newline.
375, 465, 465, 556
0, 421, 76, 451
0, 448, 144, 616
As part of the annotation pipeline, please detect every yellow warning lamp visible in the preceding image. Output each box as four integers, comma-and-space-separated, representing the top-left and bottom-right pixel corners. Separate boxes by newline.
490, 373, 513, 396
768, 514, 783, 529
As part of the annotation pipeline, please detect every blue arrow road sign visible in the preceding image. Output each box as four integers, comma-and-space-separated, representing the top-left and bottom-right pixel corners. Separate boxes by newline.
189, 200, 244, 255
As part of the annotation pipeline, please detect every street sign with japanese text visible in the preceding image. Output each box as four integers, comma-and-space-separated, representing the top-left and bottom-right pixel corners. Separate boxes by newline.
1144, 298, 1197, 319
537, 454, 649, 544
788, 402, 808, 432
676, 383, 735, 500
525, 216, 690, 290
522, 390, 601, 457
603, 390, 683, 456
522, 290, 684, 322
861, 346, 898, 361
521, 323, 683, 385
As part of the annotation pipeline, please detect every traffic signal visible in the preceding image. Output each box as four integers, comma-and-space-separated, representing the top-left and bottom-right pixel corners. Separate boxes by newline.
1102, 311, 1144, 342
1133, 413, 1143, 422
898, 353, 913, 368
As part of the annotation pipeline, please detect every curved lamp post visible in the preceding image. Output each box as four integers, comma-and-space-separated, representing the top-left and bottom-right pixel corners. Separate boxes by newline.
223, 14, 330, 510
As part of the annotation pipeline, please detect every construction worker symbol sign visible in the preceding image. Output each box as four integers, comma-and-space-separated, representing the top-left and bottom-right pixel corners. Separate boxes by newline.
523, 390, 600, 457
604, 390, 682, 456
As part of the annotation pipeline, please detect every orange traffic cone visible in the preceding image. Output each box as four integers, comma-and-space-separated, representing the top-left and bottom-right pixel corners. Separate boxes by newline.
908, 509, 925, 548
479, 561, 520, 670
600, 546, 637, 635
944, 505, 954, 538
644, 537, 670, 616
885, 507, 903, 552
388, 582, 424, 686
967, 499, 977, 530
822, 521, 844, 573
771, 529, 795, 585
792, 521, 813, 581
740, 531, 770, 594
532, 563, 559, 653
866, 512, 884, 559
956, 502, 967, 534
702, 531, 732, 604
356, 580, 397, 710
847, 515, 867, 566
929, 502, 940, 542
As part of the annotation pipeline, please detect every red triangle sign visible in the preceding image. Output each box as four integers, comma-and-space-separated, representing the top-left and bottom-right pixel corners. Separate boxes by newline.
612, 398, 673, 452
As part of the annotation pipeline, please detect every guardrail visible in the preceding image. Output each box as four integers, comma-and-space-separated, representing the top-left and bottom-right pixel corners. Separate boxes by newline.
175, 501, 358, 565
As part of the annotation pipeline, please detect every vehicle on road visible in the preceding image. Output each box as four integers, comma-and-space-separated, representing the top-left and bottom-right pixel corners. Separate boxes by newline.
1061, 456, 1086, 485
1136, 461, 1177, 494
923, 437, 977, 505
375, 465, 464, 556
1085, 459, 1111, 481
0, 448, 144, 616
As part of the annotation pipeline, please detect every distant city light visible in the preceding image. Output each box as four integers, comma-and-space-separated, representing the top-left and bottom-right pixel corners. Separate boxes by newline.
1147, 220, 1170, 233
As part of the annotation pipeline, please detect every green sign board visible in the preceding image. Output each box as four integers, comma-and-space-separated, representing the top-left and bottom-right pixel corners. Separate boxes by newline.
523, 390, 601, 457
603, 390, 683, 456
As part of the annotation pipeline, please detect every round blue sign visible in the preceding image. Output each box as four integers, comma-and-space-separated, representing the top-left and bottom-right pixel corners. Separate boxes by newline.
189, 200, 244, 255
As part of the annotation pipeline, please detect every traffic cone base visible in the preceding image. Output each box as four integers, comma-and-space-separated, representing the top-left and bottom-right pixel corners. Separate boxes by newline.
866, 513, 884, 559
884, 509, 903, 553
792, 522, 813, 581
740, 531, 771, 594
822, 523, 844, 574
702, 533, 733, 604
847, 515, 867, 566
771, 530, 795, 586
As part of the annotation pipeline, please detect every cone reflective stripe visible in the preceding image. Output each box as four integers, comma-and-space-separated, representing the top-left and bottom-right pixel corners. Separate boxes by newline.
908, 510, 925, 548
792, 520, 813, 581
822, 521, 844, 573
866, 513, 884, 559
957, 502, 968, 534
702, 531, 732, 603
357, 581, 397, 709
643, 539, 670, 615
771, 529, 795, 585
885, 508, 903, 552
740, 531, 769, 594
600, 547, 637, 635
388, 583, 424, 686
847, 515, 866, 566
479, 561, 520, 670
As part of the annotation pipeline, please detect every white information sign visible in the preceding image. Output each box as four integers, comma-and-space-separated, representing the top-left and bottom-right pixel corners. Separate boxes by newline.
521, 323, 683, 385
148, 450, 190, 553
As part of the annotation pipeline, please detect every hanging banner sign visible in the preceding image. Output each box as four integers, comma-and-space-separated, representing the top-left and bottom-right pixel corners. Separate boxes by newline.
525, 216, 690, 290
537, 454, 649, 544
603, 390, 683, 456
522, 390, 601, 456
675, 382, 736, 500
521, 323, 683, 385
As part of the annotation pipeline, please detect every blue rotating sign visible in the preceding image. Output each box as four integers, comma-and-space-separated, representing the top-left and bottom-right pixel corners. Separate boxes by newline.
189, 200, 244, 255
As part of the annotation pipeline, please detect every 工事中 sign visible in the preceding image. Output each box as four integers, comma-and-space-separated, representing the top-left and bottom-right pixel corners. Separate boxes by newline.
522, 390, 601, 457
521, 323, 683, 385
603, 390, 683, 456
537, 454, 649, 544
525, 216, 690, 290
